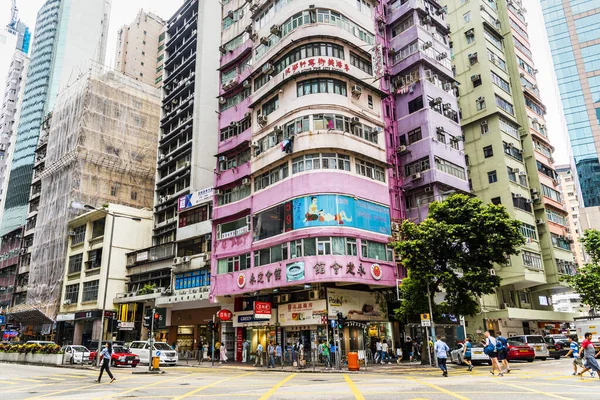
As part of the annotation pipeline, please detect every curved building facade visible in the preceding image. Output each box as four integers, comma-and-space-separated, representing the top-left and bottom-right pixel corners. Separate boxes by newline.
212, 0, 401, 356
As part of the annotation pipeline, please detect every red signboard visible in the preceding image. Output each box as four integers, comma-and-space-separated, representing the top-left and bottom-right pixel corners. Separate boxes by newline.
254, 301, 272, 319
217, 309, 233, 321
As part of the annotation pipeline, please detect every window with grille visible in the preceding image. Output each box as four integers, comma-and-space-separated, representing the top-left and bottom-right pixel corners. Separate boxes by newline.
82, 280, 99, 302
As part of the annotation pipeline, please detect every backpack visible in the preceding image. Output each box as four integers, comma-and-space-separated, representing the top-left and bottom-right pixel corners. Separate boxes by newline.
483, 339, 496, 355
495, 336, 506, 352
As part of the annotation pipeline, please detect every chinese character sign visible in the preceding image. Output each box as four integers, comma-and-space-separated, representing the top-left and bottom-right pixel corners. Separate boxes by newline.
371, 44, 384, 80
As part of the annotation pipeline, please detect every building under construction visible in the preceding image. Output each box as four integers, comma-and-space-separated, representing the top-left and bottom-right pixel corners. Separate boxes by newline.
10, 65, 161, 328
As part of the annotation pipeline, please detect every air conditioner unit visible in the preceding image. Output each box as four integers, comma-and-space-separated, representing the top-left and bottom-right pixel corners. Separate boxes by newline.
350, 116, 360, 125
242, 178, 251, 186
242, 80, 250, 88
260, 36, 270, 46
412, 172, 422, 180
280, 294, 290, 303
244, 111, 252, 119
219, 45, 227, 54
218, 97, 226, 105
214, 189, 223, 196
257, 115, 268, 125
183, 256, 190, 263
67, 230, 76, 236
262, 63, 274, 75
471, 74, 481, 82
535, 219, 544, 225
308, 289, 321, 300
218, 156, 226, 162
63, 299, 72, 305
173, 257, 183, 265
514, 193, 522, 198
443, 82, 452, 91
273, 125, 282, 133
434, 97, 442, 105
230, 120, 238, 127
351, 85, 363, 97
244, 24, 253, 34
424, 187, 432, 193
530, 188, 539, 195
270, 24, 281, 36
436, 52, 447, 61
422, 41, 433, 50
397, 145, 409, 154
442, 103, 451, 110
250, 141, 259, 148
519, 171, 526, 177
477, 96, 485, 103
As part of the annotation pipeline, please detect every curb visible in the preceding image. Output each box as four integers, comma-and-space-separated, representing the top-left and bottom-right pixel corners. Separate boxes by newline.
132, 370, 166, 375
178, 364, 438, 374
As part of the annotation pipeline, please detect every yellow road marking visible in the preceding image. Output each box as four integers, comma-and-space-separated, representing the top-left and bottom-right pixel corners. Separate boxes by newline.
0, 380, 17, 385
100, 373, 197, 399
256, 373, 296, 400
404, 376, 471, 400
496, 382, 574, 400
173, 372, 256, 400
13, 378, 43, 382
25, 376, 133, 400
343, 374, 365, 400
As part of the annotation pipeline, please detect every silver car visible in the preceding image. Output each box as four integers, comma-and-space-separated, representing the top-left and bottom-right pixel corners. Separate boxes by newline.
127, 341, 178, 366
508, 335, 550, 360
450, 343, 490, 365
61, 345, 92, 364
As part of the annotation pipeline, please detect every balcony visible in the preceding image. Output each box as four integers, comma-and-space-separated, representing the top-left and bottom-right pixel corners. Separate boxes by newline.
215, 162, 251, 188
389, 0, 428, 25
113, 287, 168, 304
172, 253, 210, 274
126, 243, 176, 268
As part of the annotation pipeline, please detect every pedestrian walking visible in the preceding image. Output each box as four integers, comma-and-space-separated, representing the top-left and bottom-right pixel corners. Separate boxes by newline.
577, 332, 600, 379
220, 343, 228, 363
405, 336, 414, 362
495, 332, 510, 374
215, 341, 221, 361
375, 339, 382, 363
242, 339, 249, 363
381, 340, 391, 364
565, 334, 583, 376
463, 337, 474, 371
201, 343, 209, 362
395, 343, 403, 364
95, 343, 115, 383
320, 340, 332, 369
483, 331, 503, 376
267, 342, 275, 368
255, 343, 264, 367
275, 343, 282, 367
434, 336, 450, 377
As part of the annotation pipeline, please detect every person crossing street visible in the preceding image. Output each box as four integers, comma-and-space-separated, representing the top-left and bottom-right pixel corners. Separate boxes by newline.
496, 332, 510, 374
463, 337, 474, 371
483, 331, 503, 377
434, 335, 450, 377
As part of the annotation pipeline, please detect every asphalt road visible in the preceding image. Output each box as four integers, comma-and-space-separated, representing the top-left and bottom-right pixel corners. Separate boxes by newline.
0, 358, 599, 399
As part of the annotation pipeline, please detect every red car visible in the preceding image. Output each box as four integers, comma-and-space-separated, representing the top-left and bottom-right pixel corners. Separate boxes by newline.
506, 339, 535, 362
89, 345, 140, 367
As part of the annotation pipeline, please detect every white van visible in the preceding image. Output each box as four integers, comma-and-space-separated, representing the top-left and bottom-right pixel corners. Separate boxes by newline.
128, 341, 178, 366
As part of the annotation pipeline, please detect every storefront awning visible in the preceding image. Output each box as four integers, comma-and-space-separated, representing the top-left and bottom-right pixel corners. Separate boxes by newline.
6, 304, 54, 325
483, 307, 578, 322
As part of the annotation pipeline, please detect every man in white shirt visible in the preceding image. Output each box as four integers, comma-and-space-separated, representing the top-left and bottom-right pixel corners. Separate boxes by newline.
434, 335, 450, 377
381, 340, 391, 364
375, 339, 382, 363
484, 331, 503, 376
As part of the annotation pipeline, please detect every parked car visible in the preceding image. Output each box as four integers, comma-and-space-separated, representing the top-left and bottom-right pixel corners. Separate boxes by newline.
90, 344, 140, 367
61, 345, 92, 364
508, 335, 550, 360
450, 343, 490, 365
86, 340, 125, 354
128, 341, 178, 366
505, 340, 535, 362
544, 335, 570, 359
25, 340, 57, 346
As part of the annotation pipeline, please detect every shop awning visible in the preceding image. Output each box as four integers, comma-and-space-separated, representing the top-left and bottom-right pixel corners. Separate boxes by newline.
483, 307, 578, 322
6, 304, 53, 325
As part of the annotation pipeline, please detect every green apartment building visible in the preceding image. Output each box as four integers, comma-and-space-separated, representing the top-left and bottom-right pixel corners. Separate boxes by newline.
443, 0, 577, 336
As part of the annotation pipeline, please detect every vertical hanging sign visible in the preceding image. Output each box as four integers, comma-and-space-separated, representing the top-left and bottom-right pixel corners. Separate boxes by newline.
371, 44, 384, 80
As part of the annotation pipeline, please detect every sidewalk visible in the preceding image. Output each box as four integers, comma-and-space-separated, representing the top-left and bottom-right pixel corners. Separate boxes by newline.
174, 359, 438, 374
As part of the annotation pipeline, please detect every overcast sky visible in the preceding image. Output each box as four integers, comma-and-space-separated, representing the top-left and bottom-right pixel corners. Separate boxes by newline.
4, 0, 572, 164
6, 0, 183, 66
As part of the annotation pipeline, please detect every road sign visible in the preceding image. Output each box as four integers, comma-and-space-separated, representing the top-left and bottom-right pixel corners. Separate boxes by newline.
420, 313, 431, 327
155, 351, 161, 357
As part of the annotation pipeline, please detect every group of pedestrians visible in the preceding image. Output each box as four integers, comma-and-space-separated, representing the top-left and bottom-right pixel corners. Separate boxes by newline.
482, 330, 511, 376
566, 332, 600, 379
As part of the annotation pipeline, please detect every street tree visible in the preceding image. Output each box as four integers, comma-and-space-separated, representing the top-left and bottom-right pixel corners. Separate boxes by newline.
562, 229, 600, 310
393, 194, 525, 321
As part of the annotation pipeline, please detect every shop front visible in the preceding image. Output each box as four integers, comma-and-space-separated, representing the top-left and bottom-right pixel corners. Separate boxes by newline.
168, 306, 220, 358
327, 288, 392, 358
278, 299, 328, 361
232, 309, 276, 363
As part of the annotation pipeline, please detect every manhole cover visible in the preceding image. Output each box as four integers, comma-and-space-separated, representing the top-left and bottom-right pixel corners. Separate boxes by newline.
180, 383, 190, 386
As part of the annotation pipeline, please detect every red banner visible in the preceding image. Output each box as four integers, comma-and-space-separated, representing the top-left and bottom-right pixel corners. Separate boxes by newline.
217, 309, 233, 321
254, 301, 272, 319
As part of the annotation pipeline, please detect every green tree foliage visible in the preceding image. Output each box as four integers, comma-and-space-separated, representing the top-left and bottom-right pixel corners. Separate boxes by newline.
393, 194, 525, 320
562, 229, 600, 310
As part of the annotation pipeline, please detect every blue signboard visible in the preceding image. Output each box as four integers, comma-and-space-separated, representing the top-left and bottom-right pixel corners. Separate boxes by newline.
238, 315, 256, 323
0, 315, 4, 324
292, 195, 390, 235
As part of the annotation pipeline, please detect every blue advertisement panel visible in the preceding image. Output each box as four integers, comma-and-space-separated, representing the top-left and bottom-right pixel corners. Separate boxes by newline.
292, 195, 390, 235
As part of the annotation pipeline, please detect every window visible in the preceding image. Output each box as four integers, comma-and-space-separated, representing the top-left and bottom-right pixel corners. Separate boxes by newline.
368, 95, 373, 109
64, 284, 79, 304
463, 12, 471, 23
350, 52, 373, 75
435, 158, 466, 180
512, 194, 532, 212
488, 170, 498, 183
408, 96, 424, 113
520, 223, 537, 241
68, 254, 83, 274
546, 208, 567, 226
356, 159, 386, 182
296, 78, 347, 97
218, 184, 251, 206
522, 251, 542, 270
481, 121, 489, 135
261, 95, 279, 116
536, 161, 556, 179
551, 233, 571, 250
507, 166, 517, 183
175, 269, 211, 289
491, 71, 511, 93
499, 117, 519, 139
220, 117, 251, 141
404, 157, 430, 176
476, 97, 486, 110
503, 142, 523, 161
391, 16, 414, 37
253, 204, 288, 241
346, 238, 357, 256
218, 216, 250, 240
86, 249, 102, 270
82, 280, 99, 302
220, 88, 251, 112
484, 28, 503, 50
291, 153, 351, 174
361, 240, 393, 261
407, 128, 422, 144
437, 131, 446, 143
467, 34, 476, 44
131, 191, 137, 201
541, 184, 562, 203
472, 75, 482, 87
110, 186, 118, 196
217, 253, 251, 273
270, 43, 345, 77
495, 95, 514, 115
483, 145, 494, 158
491, 197, 502, 205
525, 97, 545, 116
254, 244, 288, 266
179, 205, 210, 227
488, 50, 506, 71
255, 163, 290, 191
70, 225, 86, 246
469, 52, 479, 65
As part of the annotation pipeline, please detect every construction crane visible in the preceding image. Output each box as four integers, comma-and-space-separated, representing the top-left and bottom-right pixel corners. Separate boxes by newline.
7, 0, 18, 30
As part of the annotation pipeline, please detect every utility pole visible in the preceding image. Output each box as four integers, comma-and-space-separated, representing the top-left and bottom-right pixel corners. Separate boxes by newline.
426, 282, 436, 368
149, 307, 155, 371
211, 314, 215, 367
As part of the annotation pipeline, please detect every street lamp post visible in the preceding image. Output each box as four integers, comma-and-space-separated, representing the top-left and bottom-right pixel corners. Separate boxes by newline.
71, 202, 142, 367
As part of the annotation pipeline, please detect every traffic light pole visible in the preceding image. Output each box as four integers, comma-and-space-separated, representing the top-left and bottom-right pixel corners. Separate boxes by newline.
211, 314, 215, 367
149, 307, 155, 372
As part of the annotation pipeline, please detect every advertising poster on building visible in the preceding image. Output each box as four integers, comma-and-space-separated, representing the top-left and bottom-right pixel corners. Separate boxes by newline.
327, 288, 388, 322
277, 300, 328, 326
178, 187, 213, 211
286, 261, 305, 282
292, 194, 391, 235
